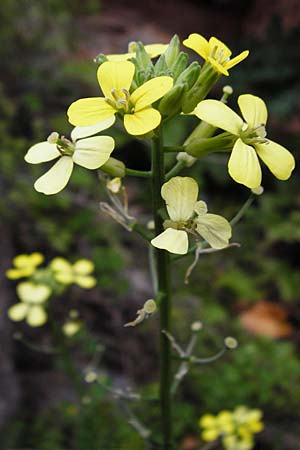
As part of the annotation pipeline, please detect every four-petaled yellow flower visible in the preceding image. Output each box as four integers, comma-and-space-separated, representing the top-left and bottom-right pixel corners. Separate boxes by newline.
151, 177, 232, 255
67, 61, 173, 136
183, 33, 249, 76
6, 253, 44, 279
50, 257, 96, 288
25, 119, 115, 195
195, 94, 295, 188
106, 42, 168, 61
8, 281, 51, 327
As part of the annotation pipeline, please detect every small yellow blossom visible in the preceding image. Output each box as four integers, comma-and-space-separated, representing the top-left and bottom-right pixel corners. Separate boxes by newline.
68, 61, 173, 136
183, 33, 249, 76
50, 257, 96, 288
151, 177, 231, 255
63, 320, 81, 337
195, 94, 295, 188
8, 281, 51, 327
6, 253, 44, 279
106, 43, 168, 61
25, 119, 115, 195
107, 177, 122, 194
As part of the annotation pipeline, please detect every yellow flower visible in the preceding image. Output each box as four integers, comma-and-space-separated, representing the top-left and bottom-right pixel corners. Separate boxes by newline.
6, 253, 44, 279
106, 43, 168, 61
25, 119, 115, 195
151, 177, 232, 255
183, 33, 249, 76
50, 257, 96, 288
63, 320, 81, 337
67, 61, 173, 136
8, 281, 51, 327
217, 411, 234, 434
195, 94, 295, 188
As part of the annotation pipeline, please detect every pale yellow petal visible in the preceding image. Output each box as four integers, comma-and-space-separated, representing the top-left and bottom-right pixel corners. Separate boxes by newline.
124, 107, 161, 135
27, 306, 47, 327
255, 140, 295, 180
161, 176, 198, 222
71, 116, 115, 141
13, 254, 32, 268
68, 98, 116, 127
238, 94, 268, 127
194, 100, 243, 135
144, 43, 168, 58
201, 428, 220, 442
34, 156, 74, 195
25, 142, 60, 164
73, 136, 115, 169
8, 303, 29, 322
50, 257, 72, 273
199, 414, 217, 428
63, 321, 81, 336
225, 50, 249, 69
183, 33, 210, 60
29, 253, 44, 266
54, 272, 74, 284
131, 76, 173, 111
73, 259, 95, 275
106, 52, 133, 61
151, 229, 189, 255
97, 61, 135, 99
74, 275, 97, 288
208, 36, 232, 58
228, 138, 262, 188
196, 214, 231, 249
17, 282, 51, 304
6, 268, 31, 279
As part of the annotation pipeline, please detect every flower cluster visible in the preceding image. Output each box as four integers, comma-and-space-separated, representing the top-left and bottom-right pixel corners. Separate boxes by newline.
6, 253, 96, 327
200, 406, 264, 450
24, 33, 294, 196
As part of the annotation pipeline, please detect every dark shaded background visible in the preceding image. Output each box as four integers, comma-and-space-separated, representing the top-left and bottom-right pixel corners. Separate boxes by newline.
0, 0, 300, 449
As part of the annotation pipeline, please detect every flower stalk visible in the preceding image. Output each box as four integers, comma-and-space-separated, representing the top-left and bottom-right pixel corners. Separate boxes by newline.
151, 127, 172, 450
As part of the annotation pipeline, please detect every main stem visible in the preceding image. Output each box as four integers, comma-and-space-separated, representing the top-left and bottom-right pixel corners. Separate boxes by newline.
151, 127, 172, 450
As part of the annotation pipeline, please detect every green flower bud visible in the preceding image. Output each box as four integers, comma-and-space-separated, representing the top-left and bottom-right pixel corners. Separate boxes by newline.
135, 41, 153, 71
159, 83, 185, 117
170, 51, 189, 80
164, 34, 180, 67
93, 53, 108, 65
100, 157, 126, 177
186, 132, 235, 158
182, 63, 220, 113
175, 61, 201, 90
154, 54, 169, 76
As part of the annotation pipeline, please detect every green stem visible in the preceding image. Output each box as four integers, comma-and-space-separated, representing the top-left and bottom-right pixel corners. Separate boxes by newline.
164, 145, 185, 153
125, 168, 152, 178
230, 193, 255, 227
151, 128, 172, 450
165, 160, 186, 181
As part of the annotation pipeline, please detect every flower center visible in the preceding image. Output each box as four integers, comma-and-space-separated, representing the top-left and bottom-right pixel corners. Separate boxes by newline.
210, 45, 230, 65
104, 88, 133, 114
47, 132, 75, 156
240, 123, 269, 145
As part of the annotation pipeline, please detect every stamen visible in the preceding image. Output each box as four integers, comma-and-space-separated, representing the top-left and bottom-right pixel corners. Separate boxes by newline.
111, 88, 119, 101
104, 97, 116, 108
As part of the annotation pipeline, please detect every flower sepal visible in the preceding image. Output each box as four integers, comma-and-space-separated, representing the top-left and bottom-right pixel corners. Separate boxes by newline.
100, 157, 126, 177
186, 132, 236, 157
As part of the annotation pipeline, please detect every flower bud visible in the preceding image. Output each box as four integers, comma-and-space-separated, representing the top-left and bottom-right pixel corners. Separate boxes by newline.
170, 51, 189, 79
135, 41, 153, 72
154, 54, 168, 76
144, 299, 156, 314
93, 53, 108, 65
100, 157, 126, 177
159, 84, 185, 117
224, 336, 238, 349
251, 186, 264, 195
47, 132, 59, 144
164, 34, 180, 68
182, 63, 220, 113
176, 61, 201, 90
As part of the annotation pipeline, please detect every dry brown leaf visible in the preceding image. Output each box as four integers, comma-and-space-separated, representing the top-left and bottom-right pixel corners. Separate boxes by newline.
239, 300, 292, 338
